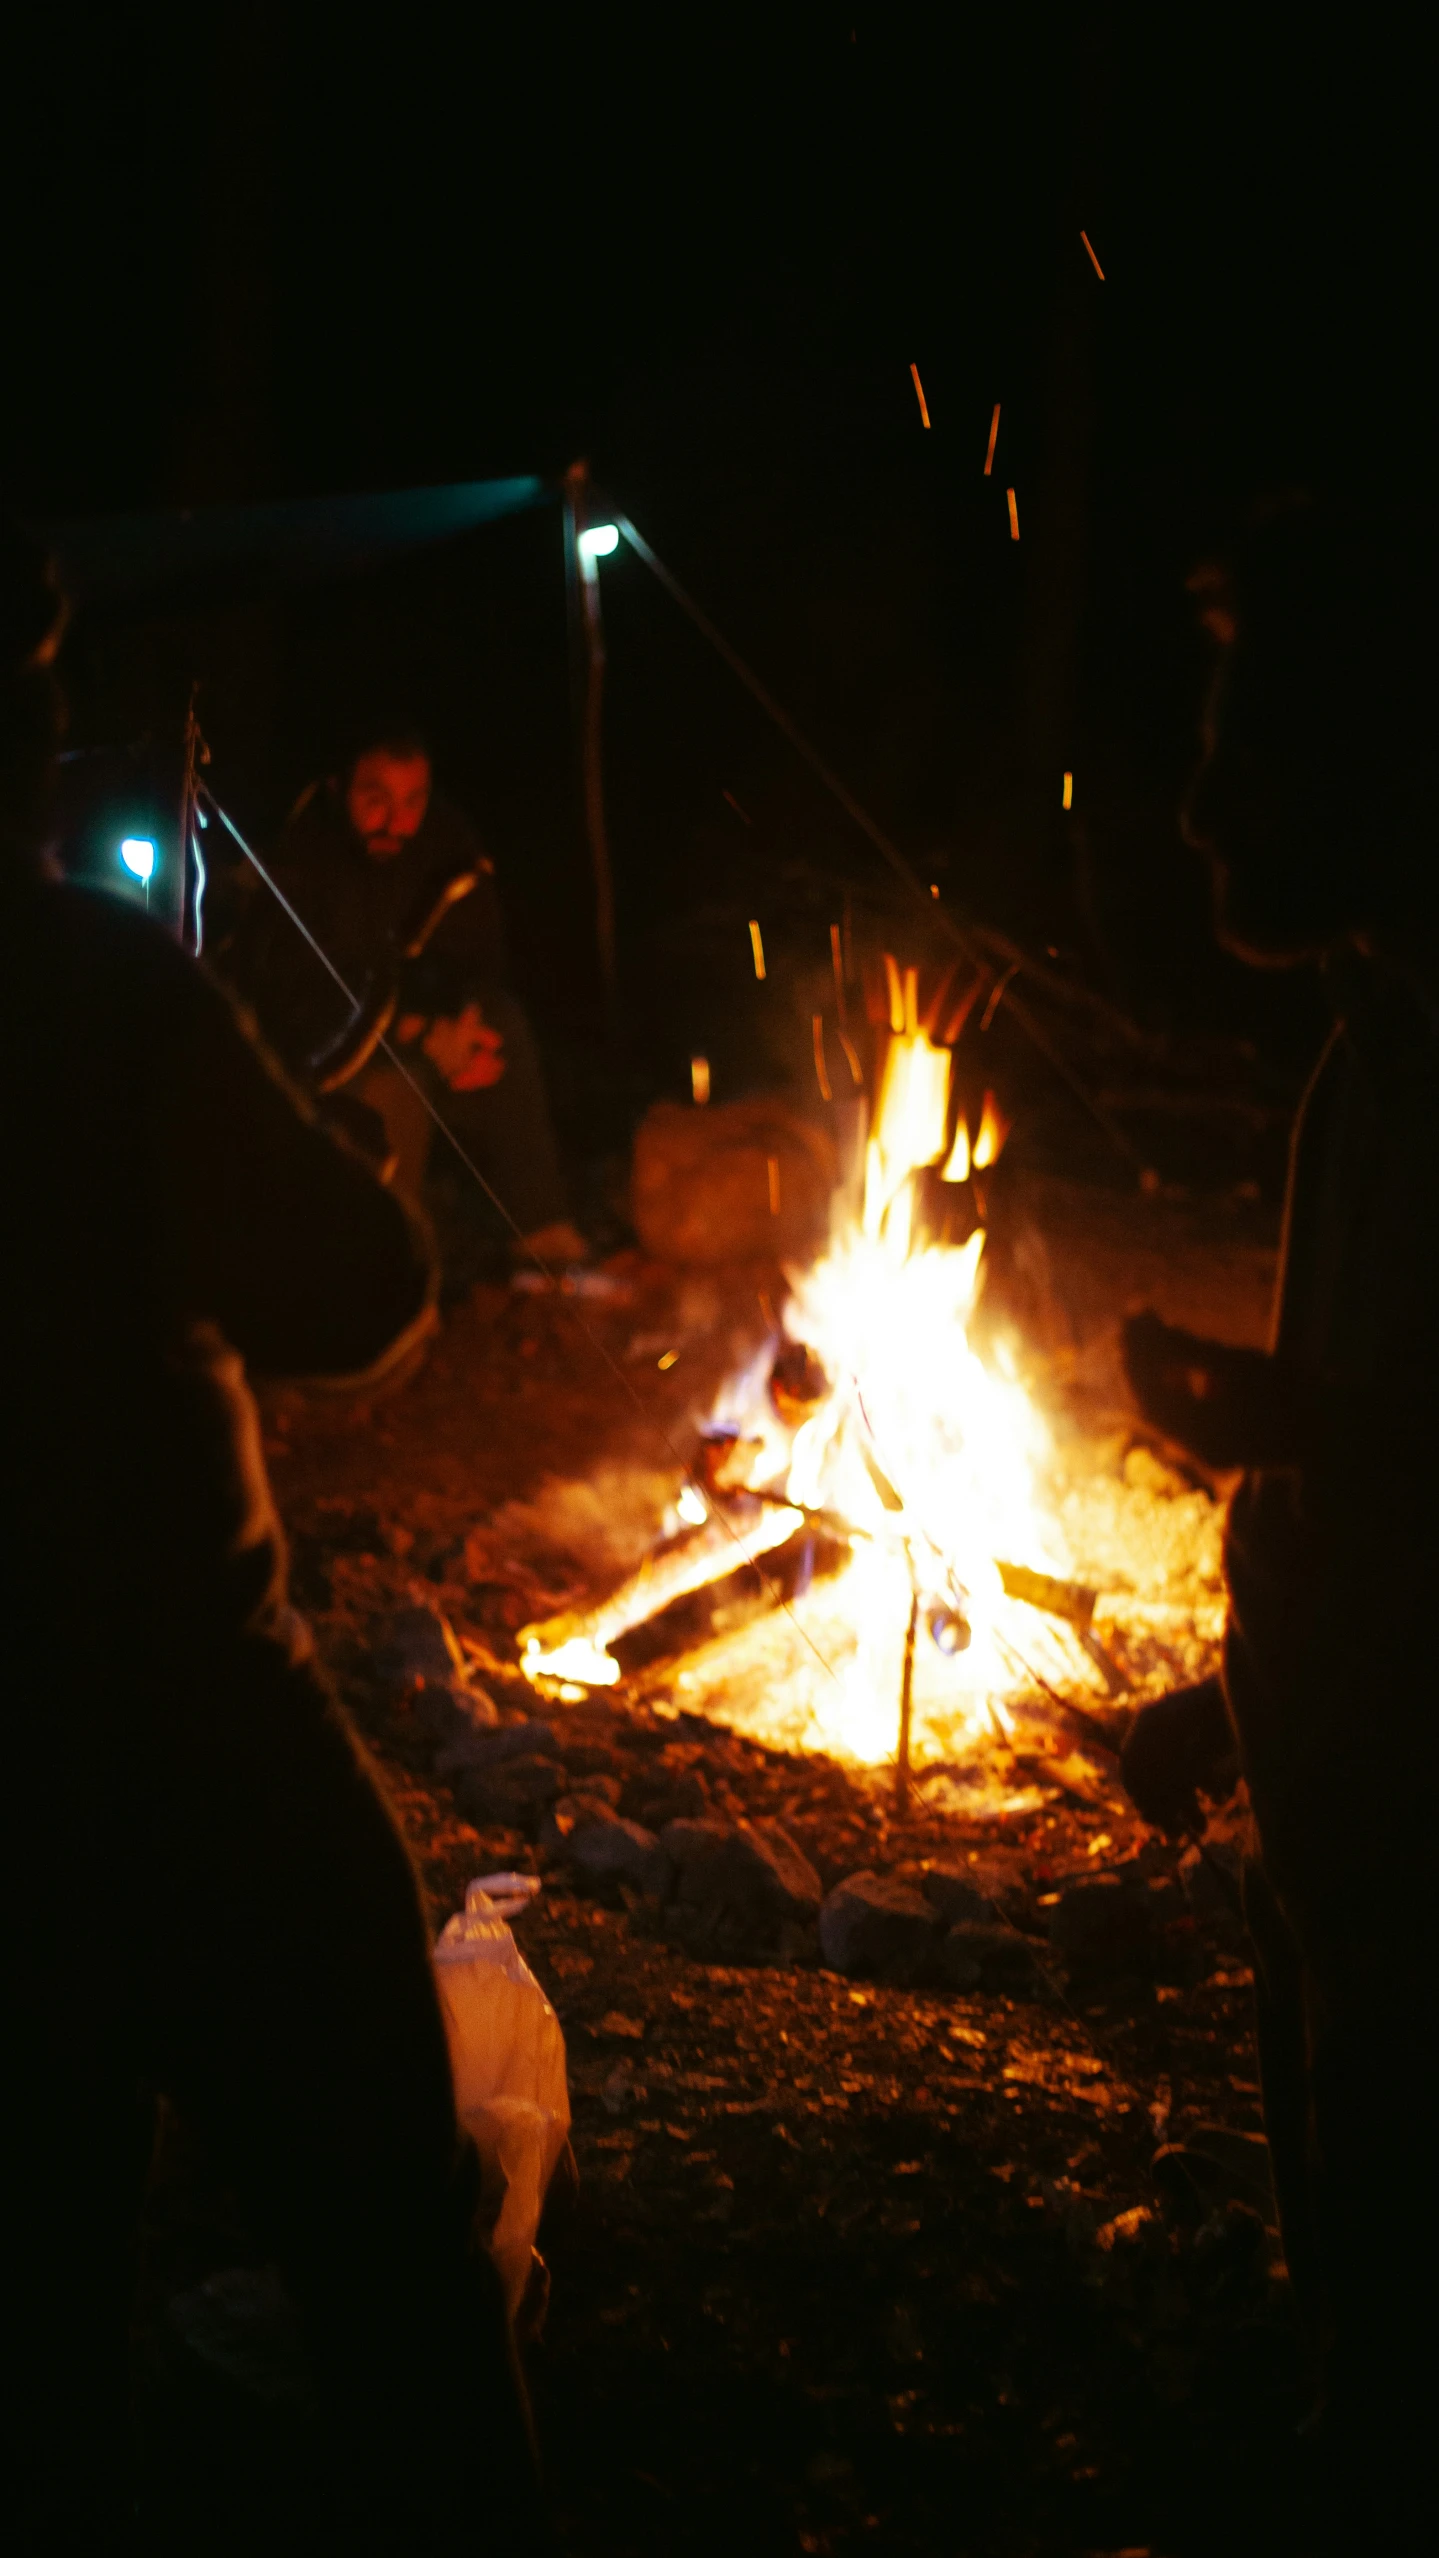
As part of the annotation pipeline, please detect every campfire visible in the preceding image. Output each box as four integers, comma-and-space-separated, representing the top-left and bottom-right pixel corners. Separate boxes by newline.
517, 962, 1227, 1815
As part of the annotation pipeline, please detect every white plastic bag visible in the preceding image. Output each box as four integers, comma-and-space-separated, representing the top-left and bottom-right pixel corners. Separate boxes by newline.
433, 1875, 570, 2317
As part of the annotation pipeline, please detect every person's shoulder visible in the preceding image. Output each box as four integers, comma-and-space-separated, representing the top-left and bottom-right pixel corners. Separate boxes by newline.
426, 786, 494, 876
28, 875, 179, 967
8, 876, 215, 1029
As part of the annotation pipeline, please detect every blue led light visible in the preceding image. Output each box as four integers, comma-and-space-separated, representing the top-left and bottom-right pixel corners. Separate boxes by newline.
578, 523, 620, 562
120, 837, 156, 883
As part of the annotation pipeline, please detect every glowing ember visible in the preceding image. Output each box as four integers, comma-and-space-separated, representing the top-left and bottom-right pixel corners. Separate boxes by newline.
522, 1634, 622, 1687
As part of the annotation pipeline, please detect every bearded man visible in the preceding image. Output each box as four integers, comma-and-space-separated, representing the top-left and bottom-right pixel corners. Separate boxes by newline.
229, 725, 586, 1267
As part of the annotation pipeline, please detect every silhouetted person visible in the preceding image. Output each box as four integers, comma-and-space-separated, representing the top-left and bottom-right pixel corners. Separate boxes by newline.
227, 729, 587, 1268
1121, 499, 1439, 2546
0, 528, 547, 2550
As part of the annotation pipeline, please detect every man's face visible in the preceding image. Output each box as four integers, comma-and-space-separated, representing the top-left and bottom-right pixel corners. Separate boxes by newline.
346, 750, 431, 858
1182, 625, 1356, 967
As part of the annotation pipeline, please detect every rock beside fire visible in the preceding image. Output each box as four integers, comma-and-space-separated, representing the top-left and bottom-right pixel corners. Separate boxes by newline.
561, 1802, 669, 1895
377, 1604, 460, 1688
660, 1817, 734, 1893
631, 1098, 837, 1264
921, 1867, 990, 1927
435, 1717, 555, 1776
454, 1753, 565, 1827
624, 1767, 712, 1830
660, 1817, 822, 1954
819, 1872, 938, 1984
373, 1605, 501, 1750
413, 1680, 501, 1747
936, 1922, 1046, 1994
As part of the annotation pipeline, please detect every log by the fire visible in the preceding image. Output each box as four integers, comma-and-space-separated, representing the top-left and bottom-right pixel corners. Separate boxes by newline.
995, 1561, 1126, 1696
518, 1501, 805, 1685
995, 1560, 1096, 1632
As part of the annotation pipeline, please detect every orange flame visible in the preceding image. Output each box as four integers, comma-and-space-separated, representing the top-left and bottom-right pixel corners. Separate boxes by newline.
973, 1090, 1012, 1170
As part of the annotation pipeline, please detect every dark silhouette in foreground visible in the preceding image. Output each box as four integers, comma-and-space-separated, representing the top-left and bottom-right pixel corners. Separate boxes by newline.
1121, 501, 1439, 2546
0, 527, 546, 2550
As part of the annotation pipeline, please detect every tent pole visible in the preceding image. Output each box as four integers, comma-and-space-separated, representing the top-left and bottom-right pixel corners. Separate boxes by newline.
563, 460, 617, 1021
176, 679, 204, 947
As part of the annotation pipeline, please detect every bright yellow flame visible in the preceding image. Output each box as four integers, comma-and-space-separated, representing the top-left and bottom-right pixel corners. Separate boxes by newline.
691, 1054, 711, 1104
871, 1032, 951, 1207
973, 1090, 1011, 1169
682, 1022, 1072, 1769
941, 1119, 971, 1183
776, 1214, 1060, 1763
671, 1021, 1223, 1773
522, 1635, 621, 1687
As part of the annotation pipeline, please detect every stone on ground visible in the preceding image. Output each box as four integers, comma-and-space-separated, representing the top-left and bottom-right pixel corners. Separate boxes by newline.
660, 1817, 821, 1952
454, 1752, 564, 1827
560, 1801, 667, 1893
937, 1920, 1044, 1992
435, 1716, 554, 1774
819, 1871, 937, 1982
921, 1865, 990, 1925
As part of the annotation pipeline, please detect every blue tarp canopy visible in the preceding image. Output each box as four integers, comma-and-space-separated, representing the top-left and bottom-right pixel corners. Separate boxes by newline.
48, 475, 552, 614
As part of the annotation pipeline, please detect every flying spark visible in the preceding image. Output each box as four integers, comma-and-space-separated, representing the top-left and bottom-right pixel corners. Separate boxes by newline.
983, 403, 1000, 475
830, 922, 847, 1018
910, 363, 931, 428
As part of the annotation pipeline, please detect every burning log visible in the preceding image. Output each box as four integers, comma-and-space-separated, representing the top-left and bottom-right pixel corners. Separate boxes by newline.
996, 1561, 1096, 1632
995, 1562, 1126, 1695
769, 1339, 831, 1425
518, 1500, 805, 1688
697, 1428, 766, 1498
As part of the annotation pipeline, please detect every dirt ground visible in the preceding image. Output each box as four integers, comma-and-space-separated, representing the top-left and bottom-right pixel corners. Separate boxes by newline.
133, 1186, 1319, 2557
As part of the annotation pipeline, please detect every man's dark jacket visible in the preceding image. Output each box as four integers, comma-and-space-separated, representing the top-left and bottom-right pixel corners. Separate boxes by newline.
229, 780, 508, 1073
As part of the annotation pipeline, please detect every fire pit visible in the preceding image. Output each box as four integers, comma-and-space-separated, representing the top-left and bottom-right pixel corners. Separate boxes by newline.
516, 978, 1227, 1818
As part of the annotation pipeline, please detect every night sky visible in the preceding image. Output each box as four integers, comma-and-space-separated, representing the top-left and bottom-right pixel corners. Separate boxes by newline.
5, 9, 1426, 1133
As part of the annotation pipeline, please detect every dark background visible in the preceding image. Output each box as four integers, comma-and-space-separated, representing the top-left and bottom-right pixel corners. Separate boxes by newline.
4, 5, 1427, 1183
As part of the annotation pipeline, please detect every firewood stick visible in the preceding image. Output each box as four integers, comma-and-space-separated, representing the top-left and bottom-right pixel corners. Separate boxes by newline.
996, 1559, 1097, 1632
518, 1502, 805, 1663
895, 1576, 920, 1809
